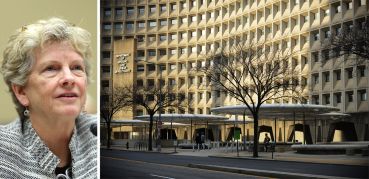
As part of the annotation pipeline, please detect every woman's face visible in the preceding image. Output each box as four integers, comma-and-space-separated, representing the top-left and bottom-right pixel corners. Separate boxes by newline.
18, 41, 87, 120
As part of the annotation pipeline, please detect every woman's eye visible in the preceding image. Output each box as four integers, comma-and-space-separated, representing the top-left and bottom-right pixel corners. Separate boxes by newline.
72, 65, 84, 71
45, 66, 58, 71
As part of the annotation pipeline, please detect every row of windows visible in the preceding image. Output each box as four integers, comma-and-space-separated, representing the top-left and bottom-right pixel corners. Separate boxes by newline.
311, 66, 367, 84
101, 19, 367, 56
135, 76, 211, 87
312, 89, 368, 105
135, 106, 212, 116
102, 9, 366, 34
102, 0, 367, 21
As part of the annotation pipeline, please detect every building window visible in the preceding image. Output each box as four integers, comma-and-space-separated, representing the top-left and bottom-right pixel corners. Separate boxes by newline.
322, 50, 330, 61
137, 79, 143, 87
160, 19, 167, 26
179, 63, 186, 70
159, 34, 167, 41
160, 4, 167, 12
170, 63, 176, 70
335, 4, 342, 13
346, 68, 353, 79
346, 1, 353, 10
148, 50, 156, 56
146, 64, 154, 72
324, 29, 331, 39
149, 20, 156, 27
324, 9, 329, 17
191, 16, 197, 22
147, 79, 155, 86
312, 95, 319, 104
323, 71, 330, 82
127, 7, 134, 16
334, 69, 341, 80
359, 90, 367, 101
102, 37, 111, 45
169, 78, 176, 86
159, 49, 166, 56
323, 94, 330, 104
170, 49, 176, 55
102, 51, 110, 59
159, 64, 166, 71
181, 17, 188, 24
170, 18, 177, 25
102, 66, 110, 73
359, 0, 366, 6
170, 3, 177, 11
103, 23, 112, 30
313, 31, 319, 41
334, 92, 342, 104
181, 1, 187, 9
346, 91, 354, 102
114, 8, 123, 18
126, 22, 134, 30
170, 33, 177, 40
358, 66, 366, 77
312, 73, 319, 84
189, 76, 195, 85
147, 94, 155, 101
137, 65, 144, 72
138, 21, 145, 28
137, 50, 145, 58
149, 5, 156, 13
138, 6, 145, 15
312, 52, 319, 62
180, 48, 187, 54
114, 23, 123, 31
189, 93, 194, 101
104, 8, 111, 17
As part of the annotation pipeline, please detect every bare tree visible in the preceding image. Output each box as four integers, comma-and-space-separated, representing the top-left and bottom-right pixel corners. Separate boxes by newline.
329, 18, 369, 61
201, 41, 300, 157
100, 87, 132, 149
125, 84, 186, 151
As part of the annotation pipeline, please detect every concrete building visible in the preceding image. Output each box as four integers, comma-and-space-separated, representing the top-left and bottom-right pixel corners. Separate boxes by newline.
100, 0, 369, 145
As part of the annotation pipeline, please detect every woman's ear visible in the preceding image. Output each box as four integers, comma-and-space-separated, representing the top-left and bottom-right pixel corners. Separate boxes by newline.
11, 84, 29, 106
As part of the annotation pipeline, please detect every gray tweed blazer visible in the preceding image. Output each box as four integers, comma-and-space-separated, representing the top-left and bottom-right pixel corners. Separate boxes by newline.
0, 114, 97, 178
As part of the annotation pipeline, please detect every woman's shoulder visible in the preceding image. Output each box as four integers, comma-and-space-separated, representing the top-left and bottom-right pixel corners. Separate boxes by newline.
0, 119, 23, 154
76, 114, 97, 127
76, 114, 97, 136
0, 119, 22, 139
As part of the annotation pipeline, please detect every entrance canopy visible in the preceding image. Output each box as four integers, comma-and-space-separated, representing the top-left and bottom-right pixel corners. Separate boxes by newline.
211, 104, 340, 120
135, 114, 228, 124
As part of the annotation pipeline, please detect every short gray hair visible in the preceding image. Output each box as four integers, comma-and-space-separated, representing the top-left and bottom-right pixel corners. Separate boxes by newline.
1, 17, 92, 120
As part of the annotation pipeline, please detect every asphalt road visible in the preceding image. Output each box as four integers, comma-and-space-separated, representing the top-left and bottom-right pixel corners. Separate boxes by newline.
101, 149, 368, 178
101, 156, 268, 179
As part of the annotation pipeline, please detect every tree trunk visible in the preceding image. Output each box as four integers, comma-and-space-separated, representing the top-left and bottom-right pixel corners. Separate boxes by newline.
253, 113, 259, 157
148, 114, 154, 151
107, 122, 111, 149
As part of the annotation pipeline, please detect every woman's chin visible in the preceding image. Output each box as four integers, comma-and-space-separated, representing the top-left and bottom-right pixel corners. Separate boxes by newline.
58, 108, 82, 118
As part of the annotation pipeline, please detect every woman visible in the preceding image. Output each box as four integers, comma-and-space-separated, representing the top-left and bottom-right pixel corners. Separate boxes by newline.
0, 18, 97, 178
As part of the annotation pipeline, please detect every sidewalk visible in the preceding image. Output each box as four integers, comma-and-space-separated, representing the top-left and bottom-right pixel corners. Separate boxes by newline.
104, 146, 368, 178
106, 145, 369, 166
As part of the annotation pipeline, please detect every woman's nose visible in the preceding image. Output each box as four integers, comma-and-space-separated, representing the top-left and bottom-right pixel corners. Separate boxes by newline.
60, 68, 75, 87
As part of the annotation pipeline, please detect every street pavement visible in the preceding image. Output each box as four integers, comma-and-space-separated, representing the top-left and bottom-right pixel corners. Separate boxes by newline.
101, 155, 268, 179
101, 147, 369, 179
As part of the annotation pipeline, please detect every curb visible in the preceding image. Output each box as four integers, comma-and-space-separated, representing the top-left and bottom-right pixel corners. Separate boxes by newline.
208, 155, 367, 167
187, 164, 354, 179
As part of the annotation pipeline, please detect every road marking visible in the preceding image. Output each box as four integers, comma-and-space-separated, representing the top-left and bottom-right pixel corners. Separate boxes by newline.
150, 174, 175, 179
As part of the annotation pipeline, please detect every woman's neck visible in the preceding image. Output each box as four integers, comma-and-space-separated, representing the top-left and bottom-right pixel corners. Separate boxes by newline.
29, 115, 76, 167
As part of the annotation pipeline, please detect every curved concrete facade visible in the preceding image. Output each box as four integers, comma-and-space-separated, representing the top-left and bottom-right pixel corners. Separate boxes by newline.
100, 0, 369, 142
